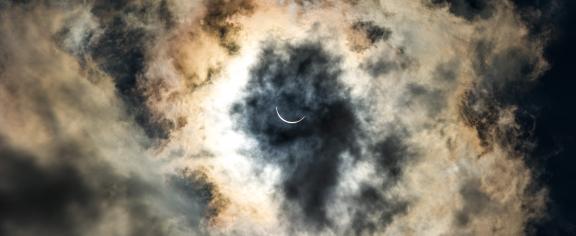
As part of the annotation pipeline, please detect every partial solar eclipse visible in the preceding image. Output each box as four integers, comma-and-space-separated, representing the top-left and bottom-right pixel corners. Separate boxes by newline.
275, 106, 305, 124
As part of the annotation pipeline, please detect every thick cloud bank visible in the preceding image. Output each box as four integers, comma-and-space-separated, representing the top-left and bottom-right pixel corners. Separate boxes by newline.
0, 0, 573, 235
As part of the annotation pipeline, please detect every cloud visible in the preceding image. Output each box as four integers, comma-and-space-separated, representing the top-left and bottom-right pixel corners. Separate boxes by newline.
425, 0, 496, 21
0, 5, 210, 235
0, 143, 98, 236
0, 0, 558, 235
232, 41, 363, 227
460, 40, 545, 151
348, 21, 391, 52
0, 140, 189, 236
201, 0, 255, 54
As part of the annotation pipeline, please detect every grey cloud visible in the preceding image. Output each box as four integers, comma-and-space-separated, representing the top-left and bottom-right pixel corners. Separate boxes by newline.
454, 179, 499, 230
348, 20, 391, 52
168, 168, 224, 231
88, 1, 176, 140
425, 0, 495, 21
232, 41, 412, 232
433, 59, 460, 83
201, 0, 255, 55
232, 41, 360, 227
0, 0, 557, 234
372, 133, 413, 182
361, 48, 412, 77
0, 5, 211, 235
0, 143, 97, 236
405, 84, 446, 118
0, 141, 174, 236
346, 134, 413, 235
460, 40, 541, 151
352, 21, 391, 45
348, 185, 408, 235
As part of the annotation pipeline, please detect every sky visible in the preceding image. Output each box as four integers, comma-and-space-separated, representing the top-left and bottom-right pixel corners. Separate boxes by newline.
0, 0, 575, 235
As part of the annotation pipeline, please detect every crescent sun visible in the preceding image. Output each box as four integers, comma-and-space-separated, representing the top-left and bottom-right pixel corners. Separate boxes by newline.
275, 106, 305, 124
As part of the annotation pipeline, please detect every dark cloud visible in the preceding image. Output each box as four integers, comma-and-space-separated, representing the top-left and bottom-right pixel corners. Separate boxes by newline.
347, 135, 412, 235
425, 0, 495, 21
454, 179, 493, 227
459, 41, 540, 150
360, 47, 411, 77
85, 1, 176, 140
232, 42, 361, 227
433, 60, 460, 82
3, 0, 571, 234
362, 58, 395, 77
0, 141, 178, 236
404, 84, 446, 118
372, 133, 412, 182
0, 145, 96, 236
293, 0, 328, 6
352, 21, 391, 45
158, 0, 175, 29
233, 41, 412, 230
202, 0, 255, 54
401, 60, 461, 118
348, 185, 408, 235
449, 4, 576, 229
168, 168, 225, 230
0, 4, 212, 234
0, 0, 72, 9
348, 21, 391, 52
292, 0, 361, 6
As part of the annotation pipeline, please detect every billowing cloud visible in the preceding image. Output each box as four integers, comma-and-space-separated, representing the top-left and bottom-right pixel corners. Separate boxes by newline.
0, 0, 570, 235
